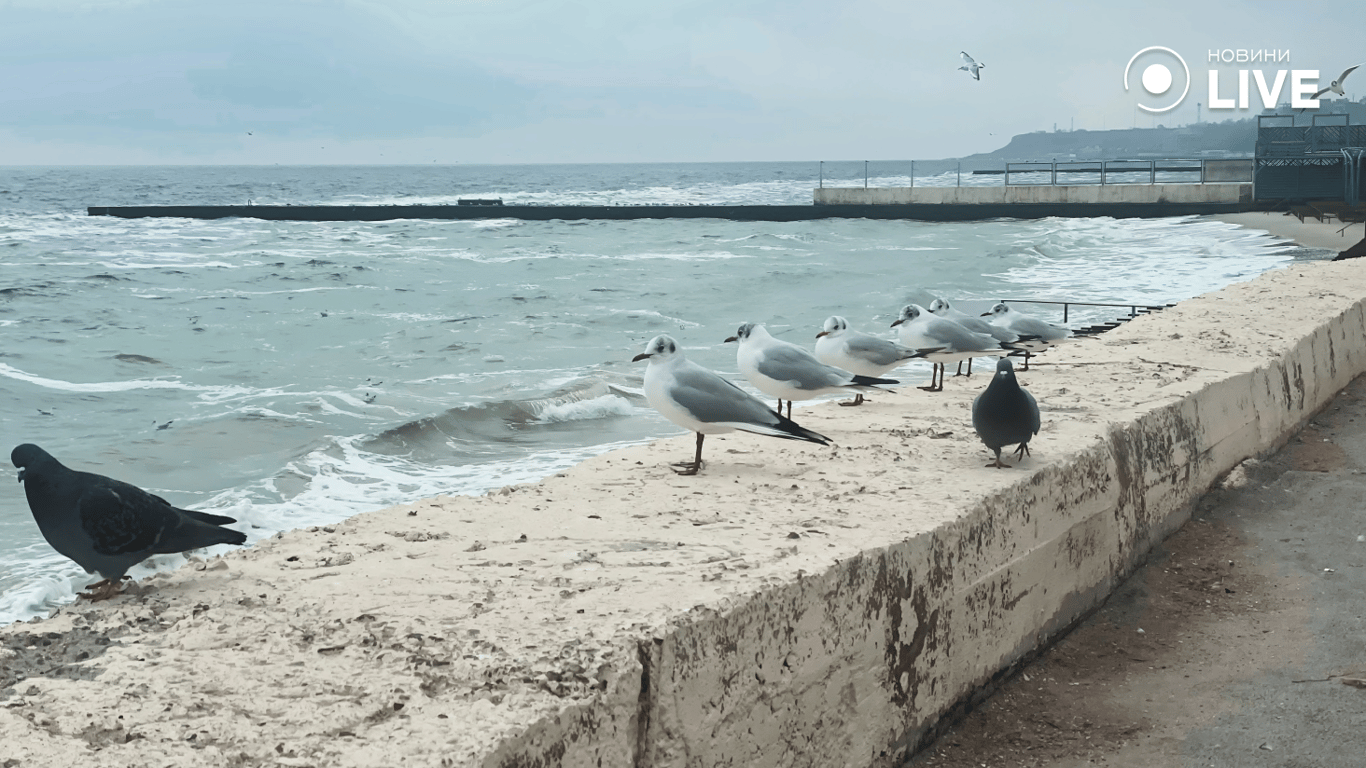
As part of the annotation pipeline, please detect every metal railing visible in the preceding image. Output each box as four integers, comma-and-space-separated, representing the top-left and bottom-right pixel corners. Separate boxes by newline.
999, 299, 1175, 324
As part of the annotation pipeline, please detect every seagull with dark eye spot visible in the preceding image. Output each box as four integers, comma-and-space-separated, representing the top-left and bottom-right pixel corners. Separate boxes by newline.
632, 335, 830, 475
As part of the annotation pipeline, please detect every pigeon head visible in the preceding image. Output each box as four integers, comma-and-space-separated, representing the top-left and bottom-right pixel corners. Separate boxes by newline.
994, 357, 1017, 378
632, 335, 678, 362
816, 316, 847, 338
12, 443, 58, 483
724, 322, 758, 344
890, 304, 920, 327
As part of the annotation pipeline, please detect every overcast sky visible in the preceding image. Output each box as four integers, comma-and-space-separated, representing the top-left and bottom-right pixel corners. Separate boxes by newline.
1, 0, 1361, 165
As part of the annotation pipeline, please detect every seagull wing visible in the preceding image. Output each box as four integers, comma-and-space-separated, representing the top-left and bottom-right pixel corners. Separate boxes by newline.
1311, 86, 1332, 100
960, 51, 976, 66
1338, 64, 1361, 85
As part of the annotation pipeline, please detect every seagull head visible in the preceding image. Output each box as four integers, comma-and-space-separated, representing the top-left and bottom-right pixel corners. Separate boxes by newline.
632, 334, 680, 363
928, 298, 952, 315
981, 303, 1010, 319
890, 304, 920, 327
724, 322, 759, 344
816, 316, 847, 338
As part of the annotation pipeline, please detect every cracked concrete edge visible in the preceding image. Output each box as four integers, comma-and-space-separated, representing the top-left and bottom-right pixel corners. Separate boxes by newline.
478, 274, 1366, 768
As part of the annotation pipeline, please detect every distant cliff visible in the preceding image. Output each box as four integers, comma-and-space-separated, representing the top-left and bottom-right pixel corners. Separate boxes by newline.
970, 120, 1255, 161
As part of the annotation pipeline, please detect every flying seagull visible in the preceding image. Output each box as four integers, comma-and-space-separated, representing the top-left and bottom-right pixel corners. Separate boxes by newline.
972, 358, 1040, 468
1299, 63, 1361, 112
12, 443, 248, 600
959, 51, 984, 81
632, 335, 830, 475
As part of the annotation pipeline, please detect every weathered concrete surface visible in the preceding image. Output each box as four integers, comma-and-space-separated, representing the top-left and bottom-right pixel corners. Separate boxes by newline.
2, 261, 1365, 767
815, 183, 1252, 206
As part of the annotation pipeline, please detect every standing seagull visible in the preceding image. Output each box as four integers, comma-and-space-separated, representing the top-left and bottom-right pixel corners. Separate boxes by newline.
726, 322, 898, 418
891, 304, 1016, 392
12, 443, 248, 600
813, 316, 937, 406
928, 298, 1034, 376
633, 335, 830, 475
980, 302, 1074, 370
972, 358, 1040, 468
959, 51, 985, 80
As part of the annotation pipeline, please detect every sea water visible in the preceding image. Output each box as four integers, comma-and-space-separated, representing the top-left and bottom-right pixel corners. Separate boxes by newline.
0, 163, 1317, 622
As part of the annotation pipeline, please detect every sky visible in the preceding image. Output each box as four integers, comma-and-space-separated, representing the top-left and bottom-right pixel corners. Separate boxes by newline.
0, 0, 1361, 165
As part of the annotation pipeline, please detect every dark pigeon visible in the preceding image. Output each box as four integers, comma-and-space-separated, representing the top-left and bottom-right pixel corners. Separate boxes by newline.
11, 443, 248, 600
971, 358, 1040, 468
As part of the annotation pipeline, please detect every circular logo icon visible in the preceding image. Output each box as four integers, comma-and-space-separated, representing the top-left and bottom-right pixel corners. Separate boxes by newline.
1124, 46, 1190, 113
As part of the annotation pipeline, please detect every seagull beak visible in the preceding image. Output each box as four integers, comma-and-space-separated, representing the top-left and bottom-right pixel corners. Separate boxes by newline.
723, 336, 738, 343
890, 319, 903, 327
815, 331, 828, 338
980, 311, 992, 317
631, 353, 652, 362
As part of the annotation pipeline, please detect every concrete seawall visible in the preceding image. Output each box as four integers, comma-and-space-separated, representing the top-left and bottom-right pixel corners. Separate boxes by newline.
814, 182, 1253, 206
4, 262, 1365, 767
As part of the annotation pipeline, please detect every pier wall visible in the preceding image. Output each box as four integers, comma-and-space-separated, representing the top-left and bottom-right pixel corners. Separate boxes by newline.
7, 265, 1364, 767
488, 265, 1366, 766
814, 182, 1253, 206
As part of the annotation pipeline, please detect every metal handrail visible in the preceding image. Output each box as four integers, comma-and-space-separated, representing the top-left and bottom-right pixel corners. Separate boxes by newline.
998, 299, 1175, 323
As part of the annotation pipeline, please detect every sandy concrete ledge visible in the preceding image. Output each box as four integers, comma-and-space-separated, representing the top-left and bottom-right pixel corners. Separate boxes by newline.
4, 261, 1366, 767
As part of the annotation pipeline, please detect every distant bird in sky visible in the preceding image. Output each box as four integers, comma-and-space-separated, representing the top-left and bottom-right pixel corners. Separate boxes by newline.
1300, 63, 1361, 111
1313, 63, 1361, 100
246, 131, 253, 136
959, 51, 984, 81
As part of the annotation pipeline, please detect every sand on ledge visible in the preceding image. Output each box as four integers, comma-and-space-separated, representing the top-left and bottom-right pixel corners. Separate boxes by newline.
3, 253, 1366, 767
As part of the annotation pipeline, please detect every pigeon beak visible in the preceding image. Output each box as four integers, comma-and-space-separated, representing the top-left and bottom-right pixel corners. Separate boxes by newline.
631, 353, 652, 362
723, 336, 738, 343
815, 331, 828, 338
890, 319, 903, 327
16, 468, 25, 483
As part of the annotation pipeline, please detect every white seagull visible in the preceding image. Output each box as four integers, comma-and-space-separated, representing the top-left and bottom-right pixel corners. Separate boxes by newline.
891, 304, 1017, 392
813, 316, 937, 406
632, 335, 830, 475
928, 298, 1034, 376
1299, 63, 1362, 112
959, 51, 984, 81
725, 322, 898, 418
980, 302, 1075, 370
1313, 63, 1361, 100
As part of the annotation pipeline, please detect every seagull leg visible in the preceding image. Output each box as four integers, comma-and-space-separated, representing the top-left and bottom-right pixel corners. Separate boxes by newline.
839, 393, 865, 406
954, 360, 966, 377
784, 401, 792, 419
1020, 350, 1032, 371
919, 363, 943, 391
670, 433, 705, 476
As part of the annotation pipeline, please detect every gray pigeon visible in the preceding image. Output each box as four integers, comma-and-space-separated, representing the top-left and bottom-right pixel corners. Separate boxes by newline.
971, 359, 1040, 468
11, 443, 248, 600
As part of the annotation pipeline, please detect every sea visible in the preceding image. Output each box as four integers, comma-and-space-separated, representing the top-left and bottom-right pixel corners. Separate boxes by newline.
0, 161, 1323, 624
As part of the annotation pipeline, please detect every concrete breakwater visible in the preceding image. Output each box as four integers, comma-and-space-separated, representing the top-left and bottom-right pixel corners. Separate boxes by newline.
86, 195, 1258, 223
2, 261, 1364, 767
